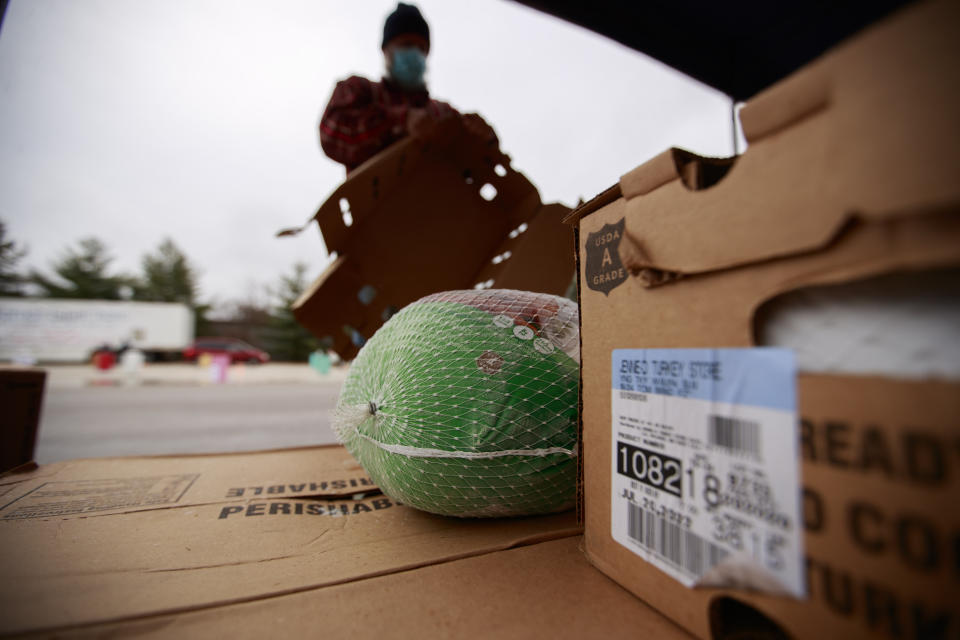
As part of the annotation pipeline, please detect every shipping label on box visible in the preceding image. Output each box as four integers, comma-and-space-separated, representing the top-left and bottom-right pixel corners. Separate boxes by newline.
0, 474, 200, 520
0, 447, 375, 522
609, 348, 803, 597
565, 0, 960, 636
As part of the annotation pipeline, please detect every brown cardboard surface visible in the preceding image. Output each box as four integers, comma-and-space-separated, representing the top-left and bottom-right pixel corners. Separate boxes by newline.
0, 368, 45, 473
0, 444, 373, 517
566, 0, 960, 278
0, 446, 580, 636
569, 1, 960, 638
293, 117, 575, 361
470, 202, 577, 297
37, 537, 692, 639
581, 370, 959, 639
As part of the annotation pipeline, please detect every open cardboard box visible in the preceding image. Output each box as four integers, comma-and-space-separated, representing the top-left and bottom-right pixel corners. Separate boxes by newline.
18, 536, 691, 639
565, 0, 960, 638
290, 117, 576, 362
0, 445, 690, 637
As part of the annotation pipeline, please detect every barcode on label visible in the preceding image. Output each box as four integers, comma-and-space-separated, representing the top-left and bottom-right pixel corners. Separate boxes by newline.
626, 504, 728, 577
707, 415, 760, 457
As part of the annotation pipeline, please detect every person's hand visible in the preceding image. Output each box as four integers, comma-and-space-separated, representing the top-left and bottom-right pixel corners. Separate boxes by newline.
461, 113, 497, 146
407, 107, 434, 139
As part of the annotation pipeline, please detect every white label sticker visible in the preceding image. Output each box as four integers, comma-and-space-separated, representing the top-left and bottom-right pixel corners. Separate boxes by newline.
513, 325, 535, 340
492, 314, 513, 329
610, 348, 804, 597
533, 337, 555, 355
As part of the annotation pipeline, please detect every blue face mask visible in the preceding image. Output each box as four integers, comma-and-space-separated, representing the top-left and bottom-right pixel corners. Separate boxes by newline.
390, 47, 426, 89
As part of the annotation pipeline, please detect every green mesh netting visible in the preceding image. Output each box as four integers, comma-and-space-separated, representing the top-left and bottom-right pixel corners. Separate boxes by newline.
333, 289, 579, 517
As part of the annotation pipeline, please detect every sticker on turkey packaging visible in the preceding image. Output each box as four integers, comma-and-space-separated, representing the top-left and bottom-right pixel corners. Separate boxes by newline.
610, 348, 804, 597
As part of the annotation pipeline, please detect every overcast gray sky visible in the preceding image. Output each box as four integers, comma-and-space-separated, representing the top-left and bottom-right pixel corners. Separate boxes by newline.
0, 0, 735, 307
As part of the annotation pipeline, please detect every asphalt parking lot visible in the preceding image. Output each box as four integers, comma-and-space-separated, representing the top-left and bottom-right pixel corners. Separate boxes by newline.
24, 363, 348, 464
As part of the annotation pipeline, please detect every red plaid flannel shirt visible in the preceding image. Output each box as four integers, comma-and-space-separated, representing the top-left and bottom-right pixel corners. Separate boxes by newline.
319, 75, 459, 172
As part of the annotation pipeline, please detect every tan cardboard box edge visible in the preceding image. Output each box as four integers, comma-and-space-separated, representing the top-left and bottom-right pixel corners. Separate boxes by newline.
569, 1, 960, 638
0, 446, 582, 635
37, 537, 693, 640
295, 118, 575, 361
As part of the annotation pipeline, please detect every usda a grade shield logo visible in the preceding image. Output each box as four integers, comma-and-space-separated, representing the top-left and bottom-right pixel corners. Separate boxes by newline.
585, 218, 627, 295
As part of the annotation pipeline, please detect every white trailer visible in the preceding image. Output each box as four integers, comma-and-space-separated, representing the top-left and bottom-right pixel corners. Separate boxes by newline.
0, 299, 193, 363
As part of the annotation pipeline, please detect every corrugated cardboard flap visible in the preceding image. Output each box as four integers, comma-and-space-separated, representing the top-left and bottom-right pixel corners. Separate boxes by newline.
313, 117, 539, 256
592, 0, 960, 280
294, 117, 574, 360
0, 446, 375, 522
563, 183, 622, 225
0, 446, 583, 635
57, 537, 692, 639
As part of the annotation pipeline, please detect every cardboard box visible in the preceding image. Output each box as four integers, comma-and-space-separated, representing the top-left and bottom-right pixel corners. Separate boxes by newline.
289, 117, 575, 361
39, 537, 692, 639
0, 368, 45, 473
0, 445, 690, 638
565, 1, 960, 638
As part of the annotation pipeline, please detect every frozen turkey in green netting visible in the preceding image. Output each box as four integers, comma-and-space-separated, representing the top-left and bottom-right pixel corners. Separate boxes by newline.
333, 289, 580, 517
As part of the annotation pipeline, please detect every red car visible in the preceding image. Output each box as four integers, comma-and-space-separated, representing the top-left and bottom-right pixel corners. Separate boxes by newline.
183, 338, 270, 364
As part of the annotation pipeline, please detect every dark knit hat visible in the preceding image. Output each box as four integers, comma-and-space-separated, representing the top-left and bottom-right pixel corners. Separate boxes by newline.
382, 3, 430, 50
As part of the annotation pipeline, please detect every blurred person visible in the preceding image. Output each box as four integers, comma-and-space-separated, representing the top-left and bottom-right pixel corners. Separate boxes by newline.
319, 3, 497, 174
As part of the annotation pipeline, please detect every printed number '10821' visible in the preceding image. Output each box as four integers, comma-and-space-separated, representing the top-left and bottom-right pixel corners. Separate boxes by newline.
617, 442, 682, 497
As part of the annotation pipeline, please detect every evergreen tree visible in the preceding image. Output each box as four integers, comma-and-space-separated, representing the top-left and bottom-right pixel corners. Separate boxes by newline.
133, 238, 209, 336
134, 238, 198, 304
266, 262, 318, 361
31, 237, 131, 299
0, 221, 27, 297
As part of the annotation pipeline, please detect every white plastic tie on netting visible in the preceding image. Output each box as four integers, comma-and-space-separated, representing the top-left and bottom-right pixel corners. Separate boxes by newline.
354, 429, 576, 459
332, 403, 374, 442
